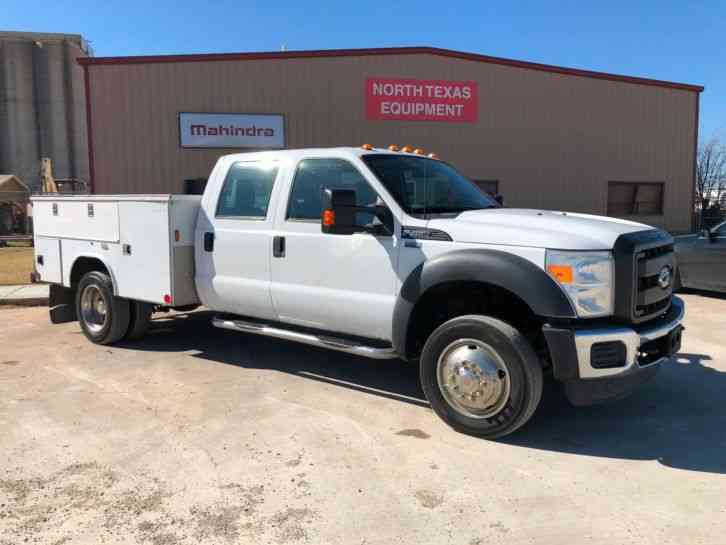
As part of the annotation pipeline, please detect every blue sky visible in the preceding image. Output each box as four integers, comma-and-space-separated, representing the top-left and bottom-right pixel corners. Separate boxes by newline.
4, 1, 725, 141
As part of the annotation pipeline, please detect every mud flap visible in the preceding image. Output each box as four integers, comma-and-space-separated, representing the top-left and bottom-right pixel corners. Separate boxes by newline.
49, 284, 77, 324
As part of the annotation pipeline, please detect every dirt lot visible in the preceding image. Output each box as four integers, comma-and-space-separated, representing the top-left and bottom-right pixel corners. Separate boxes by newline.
1, 293, 725, 545
0, 245, 33, 285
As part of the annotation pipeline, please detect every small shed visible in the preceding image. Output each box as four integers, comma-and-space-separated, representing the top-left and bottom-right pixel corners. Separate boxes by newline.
0, 175, 31, 235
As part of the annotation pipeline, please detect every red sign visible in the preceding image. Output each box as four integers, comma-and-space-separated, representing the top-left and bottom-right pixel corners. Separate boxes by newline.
366, 78, 478, 123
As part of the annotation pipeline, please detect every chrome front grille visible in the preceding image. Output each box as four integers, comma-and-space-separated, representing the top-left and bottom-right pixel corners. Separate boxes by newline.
634, 244, 675, 320
613, 230, 675, 325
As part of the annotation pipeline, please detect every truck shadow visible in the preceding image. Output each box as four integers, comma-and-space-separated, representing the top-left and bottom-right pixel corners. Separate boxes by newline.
502, 352, 726, 474
126, 311, 726, 475
677, 288, 726, 300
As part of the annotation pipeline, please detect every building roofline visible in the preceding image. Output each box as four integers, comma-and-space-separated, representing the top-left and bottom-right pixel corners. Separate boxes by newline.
1, 31, 91, 54
77, 45, 703, 93
0, 30, 84, 40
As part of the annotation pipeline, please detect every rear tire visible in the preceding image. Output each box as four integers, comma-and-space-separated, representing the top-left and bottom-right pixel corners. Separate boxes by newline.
420, 315, 543, 439
76, 271, 130, 345
125, 300, 154, 340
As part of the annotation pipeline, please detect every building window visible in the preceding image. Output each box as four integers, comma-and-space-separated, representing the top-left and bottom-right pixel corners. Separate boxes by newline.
216, 161, 279, 218
607, 182, 664, 216
472, 179, 499, 197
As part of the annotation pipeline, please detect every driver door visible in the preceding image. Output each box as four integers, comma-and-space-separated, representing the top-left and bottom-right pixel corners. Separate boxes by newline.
269, 157, 400, 341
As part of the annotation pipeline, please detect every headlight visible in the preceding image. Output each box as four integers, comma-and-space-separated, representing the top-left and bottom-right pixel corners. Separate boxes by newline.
545, 250, 614, 318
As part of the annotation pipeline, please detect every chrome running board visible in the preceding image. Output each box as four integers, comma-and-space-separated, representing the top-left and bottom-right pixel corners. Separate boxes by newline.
212, 316, 398, 360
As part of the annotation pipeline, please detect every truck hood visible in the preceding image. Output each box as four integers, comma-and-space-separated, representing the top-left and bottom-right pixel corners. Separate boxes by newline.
428, 208, 652, 250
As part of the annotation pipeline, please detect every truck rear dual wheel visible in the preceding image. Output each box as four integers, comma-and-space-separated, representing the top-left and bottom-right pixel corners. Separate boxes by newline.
125, 300, 153, 340
76, 271, 130, 345
420, 315, 543, 439
76, 272, 154, 343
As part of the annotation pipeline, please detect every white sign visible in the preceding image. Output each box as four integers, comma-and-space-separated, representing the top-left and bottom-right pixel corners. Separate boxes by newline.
179, 113, 284, 149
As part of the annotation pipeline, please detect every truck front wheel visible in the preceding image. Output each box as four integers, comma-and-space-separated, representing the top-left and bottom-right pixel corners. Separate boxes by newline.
76, 271, 130, 345
420, 315, 543, 439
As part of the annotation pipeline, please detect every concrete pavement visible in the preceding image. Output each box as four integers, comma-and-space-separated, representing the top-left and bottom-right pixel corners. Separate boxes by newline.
0, 283, 49, 305
0, 293, 724, 544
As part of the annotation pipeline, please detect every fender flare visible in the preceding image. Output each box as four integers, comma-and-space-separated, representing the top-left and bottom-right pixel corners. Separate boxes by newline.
392, 249, 576, 358
66, 253, 120, 295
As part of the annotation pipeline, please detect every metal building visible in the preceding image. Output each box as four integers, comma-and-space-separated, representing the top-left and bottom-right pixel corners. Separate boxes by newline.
79, 46, 703, 233
0, 31, 90, 191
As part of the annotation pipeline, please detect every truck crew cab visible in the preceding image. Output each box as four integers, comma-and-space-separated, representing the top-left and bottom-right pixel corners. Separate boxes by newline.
32, 146, 685, 438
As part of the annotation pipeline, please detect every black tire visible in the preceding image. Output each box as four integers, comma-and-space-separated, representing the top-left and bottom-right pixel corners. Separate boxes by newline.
420, 315, 543, 439
125, 300, 154, 340
76, 271, 130, 345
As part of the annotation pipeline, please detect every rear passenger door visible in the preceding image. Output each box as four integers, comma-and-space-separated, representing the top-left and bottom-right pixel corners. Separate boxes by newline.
269, 157, 399, 340
196, 160, 281, 319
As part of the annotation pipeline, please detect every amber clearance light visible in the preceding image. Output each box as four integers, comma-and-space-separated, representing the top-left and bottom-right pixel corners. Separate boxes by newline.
388, 144, 400, 151
401, 145, 414, 153
547, 264, 574, 284
361, 143, 373, 150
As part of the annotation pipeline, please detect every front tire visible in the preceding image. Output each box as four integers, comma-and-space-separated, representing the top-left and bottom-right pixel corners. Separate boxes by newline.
420, 315, 543, 439
76, 271, 130, 345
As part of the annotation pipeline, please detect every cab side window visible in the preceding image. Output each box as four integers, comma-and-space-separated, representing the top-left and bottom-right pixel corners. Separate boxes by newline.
216, 162, 279, 218
287, 158, 378, 222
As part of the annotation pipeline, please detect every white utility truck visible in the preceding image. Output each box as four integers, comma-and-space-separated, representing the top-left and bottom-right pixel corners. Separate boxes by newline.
32, 146, 685, 438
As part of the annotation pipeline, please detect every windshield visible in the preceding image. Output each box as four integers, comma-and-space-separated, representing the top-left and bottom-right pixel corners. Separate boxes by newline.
361, 154, 499, 217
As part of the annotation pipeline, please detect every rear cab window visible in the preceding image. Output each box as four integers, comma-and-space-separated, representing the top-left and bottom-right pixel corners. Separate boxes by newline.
216, 161, 279, 219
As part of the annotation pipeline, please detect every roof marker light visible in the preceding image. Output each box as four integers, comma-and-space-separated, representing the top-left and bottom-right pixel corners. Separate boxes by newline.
401, 145, 413, 153
413, 148, 425, 155
388, 144, 400, 151
428, 153, 440, 160
361, 143, 373, 150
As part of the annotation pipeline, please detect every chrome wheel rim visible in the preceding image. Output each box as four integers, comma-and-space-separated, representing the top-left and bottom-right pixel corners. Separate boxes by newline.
80, 285, 107, 333
436, 338, 511, 419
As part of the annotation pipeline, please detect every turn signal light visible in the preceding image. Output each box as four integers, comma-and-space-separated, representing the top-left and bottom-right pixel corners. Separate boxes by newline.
361, 143, 373, 150
388, 144, 400, 151
413, 148, 425, 155
323, 209, 336, 226
547, 264, 574, 285
401, 145, 413, 153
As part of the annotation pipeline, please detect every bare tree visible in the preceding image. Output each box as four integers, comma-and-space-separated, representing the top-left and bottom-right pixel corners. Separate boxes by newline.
696, 136, 726, 227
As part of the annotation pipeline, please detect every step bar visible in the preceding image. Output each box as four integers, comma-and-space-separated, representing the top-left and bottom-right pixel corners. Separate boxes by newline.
212, 316, 399, 360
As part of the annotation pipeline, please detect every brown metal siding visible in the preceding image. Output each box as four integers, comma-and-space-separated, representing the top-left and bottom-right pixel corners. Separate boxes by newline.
87, 53, 698, 233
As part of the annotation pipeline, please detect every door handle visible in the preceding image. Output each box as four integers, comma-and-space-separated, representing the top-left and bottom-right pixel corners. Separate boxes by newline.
204, 232, 214, 252
273, 236, 285, 258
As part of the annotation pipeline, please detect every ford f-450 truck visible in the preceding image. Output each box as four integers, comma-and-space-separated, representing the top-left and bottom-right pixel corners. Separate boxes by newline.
32, 146, 685, 438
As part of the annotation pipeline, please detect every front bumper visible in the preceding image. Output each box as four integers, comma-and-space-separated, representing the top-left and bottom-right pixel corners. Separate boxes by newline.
543, 296, 685, 405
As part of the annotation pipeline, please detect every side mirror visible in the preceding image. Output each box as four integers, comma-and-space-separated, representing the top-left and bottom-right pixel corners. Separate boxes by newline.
702, 229, 715, 241
321, 188, 356, 235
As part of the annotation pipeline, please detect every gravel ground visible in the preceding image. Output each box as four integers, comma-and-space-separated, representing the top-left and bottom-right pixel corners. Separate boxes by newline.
1, 293, 725, 544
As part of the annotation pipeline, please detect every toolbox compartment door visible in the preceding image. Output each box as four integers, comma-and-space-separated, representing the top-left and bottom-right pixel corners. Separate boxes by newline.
35, 237, 63, 284
33, 200, 120, 242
